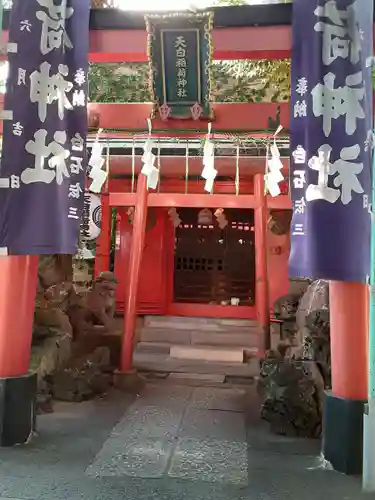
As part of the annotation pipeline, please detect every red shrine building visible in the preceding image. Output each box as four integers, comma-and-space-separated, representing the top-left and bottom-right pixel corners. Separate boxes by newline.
86, 4, 293, 363
0, 1, 373, 482
0, 3, 294, 370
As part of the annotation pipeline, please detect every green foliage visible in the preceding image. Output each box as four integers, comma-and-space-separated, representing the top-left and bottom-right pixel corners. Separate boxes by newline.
88, 59, 291, 104
3, 0, 292, 104
87, 0, 292, 104
88, 63, 151, 103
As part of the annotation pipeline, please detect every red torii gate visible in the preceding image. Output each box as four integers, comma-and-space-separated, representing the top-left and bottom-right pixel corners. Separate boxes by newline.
0, 5, 370, 457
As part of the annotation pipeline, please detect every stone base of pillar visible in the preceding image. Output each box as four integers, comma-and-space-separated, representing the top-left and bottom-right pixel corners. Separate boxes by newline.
113, 370, 146, 393
0, 372, 37, 446
322, 390, 365, 475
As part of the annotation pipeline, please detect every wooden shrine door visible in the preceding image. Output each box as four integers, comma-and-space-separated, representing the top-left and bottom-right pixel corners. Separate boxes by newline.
115, 208, 168, 314
173, 208, 256, 306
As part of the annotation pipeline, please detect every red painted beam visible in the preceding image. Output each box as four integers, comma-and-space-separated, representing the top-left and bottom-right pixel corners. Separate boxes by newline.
88, 102, 290, 132
110, 192, 257, 208
2, 25, 375, 63
84, 25, 375, 62
0, 28, 290, 63
88, 26, 292, 62
88, 25, 375, 62
109, 192, 137, 206
109, 191, 291, 209
107, 155, 289, 178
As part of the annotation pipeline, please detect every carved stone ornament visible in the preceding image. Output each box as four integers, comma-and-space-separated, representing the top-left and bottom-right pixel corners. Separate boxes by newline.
159, 103, 171, 121
191, 102, 203, 120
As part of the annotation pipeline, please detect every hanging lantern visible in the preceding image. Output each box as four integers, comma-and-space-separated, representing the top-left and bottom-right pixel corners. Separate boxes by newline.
198, 208, 213, 226
168, 208, 181, 228
128, 207, 157, 232
214, 208, 228, 229
268, 210, 292, 236
80, 192, 102, 242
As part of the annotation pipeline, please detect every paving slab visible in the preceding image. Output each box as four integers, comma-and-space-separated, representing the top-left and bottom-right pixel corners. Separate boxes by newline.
86, 382, 248, 484
111, 405, 184, 439
168, 438, 248, 485
135, 383, 194, 406
189, 387, 246, 412
86, 436, 175, 478
180, 409, 246, 442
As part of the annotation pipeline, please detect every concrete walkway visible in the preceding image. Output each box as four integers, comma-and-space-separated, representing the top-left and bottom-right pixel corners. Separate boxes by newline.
0, 380, 372, 500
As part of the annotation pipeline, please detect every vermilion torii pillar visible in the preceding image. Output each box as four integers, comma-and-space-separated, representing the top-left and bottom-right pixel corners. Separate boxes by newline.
0, 255, 39, 445
119, 174, 148, 373
254, 173, 271, 354
94, 193, 111, 278
323, 281, 368, 475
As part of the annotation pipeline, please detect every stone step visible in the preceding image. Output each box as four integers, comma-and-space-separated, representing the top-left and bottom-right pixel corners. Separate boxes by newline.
143, 315, 258, 331
136, 342, 258, 358
169, 345, 245, 363
136, 342, 173, 354
140, 327, 261, 347
133, 351, 259, 378
191, 331, 260, 348
166, 373, 226, 386
140, 328, 191, 344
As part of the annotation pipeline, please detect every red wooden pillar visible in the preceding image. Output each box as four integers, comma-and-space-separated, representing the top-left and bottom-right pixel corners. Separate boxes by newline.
254, 174, 270, 353
95, 193, 111, 277
120, 175, 148, 372
322, 281, 368, 475
0, 255, 38, 377
114, 209, 131, 311
329, 281, 368, 401
0, 255, 39, 445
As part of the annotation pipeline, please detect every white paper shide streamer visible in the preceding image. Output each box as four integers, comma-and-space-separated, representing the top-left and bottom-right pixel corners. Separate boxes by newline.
141, 139, 159, 189
265, 125, 284, 197
88, 128, 108, 194
201, 123, 217, 193
141, 119, 160, 190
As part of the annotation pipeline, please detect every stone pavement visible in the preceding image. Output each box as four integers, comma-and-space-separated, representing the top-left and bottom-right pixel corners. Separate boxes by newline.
0, 379, 373, 500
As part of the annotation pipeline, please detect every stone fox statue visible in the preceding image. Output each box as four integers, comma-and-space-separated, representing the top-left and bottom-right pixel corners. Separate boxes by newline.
67, 271, 118, 339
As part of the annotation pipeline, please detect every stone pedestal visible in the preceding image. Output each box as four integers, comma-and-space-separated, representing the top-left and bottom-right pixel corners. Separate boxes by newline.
114, 370, 146, 393
0, 372, 37, 446
322, 391, 365, 475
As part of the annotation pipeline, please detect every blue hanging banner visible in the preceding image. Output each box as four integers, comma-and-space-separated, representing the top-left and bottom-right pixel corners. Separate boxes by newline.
289, 0, 373, 282
0, 0, 90, 255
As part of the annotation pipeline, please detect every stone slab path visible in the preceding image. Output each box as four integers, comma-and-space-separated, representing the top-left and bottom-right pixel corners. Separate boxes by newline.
86, 384, 248, 484
0, 381, 371, 500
